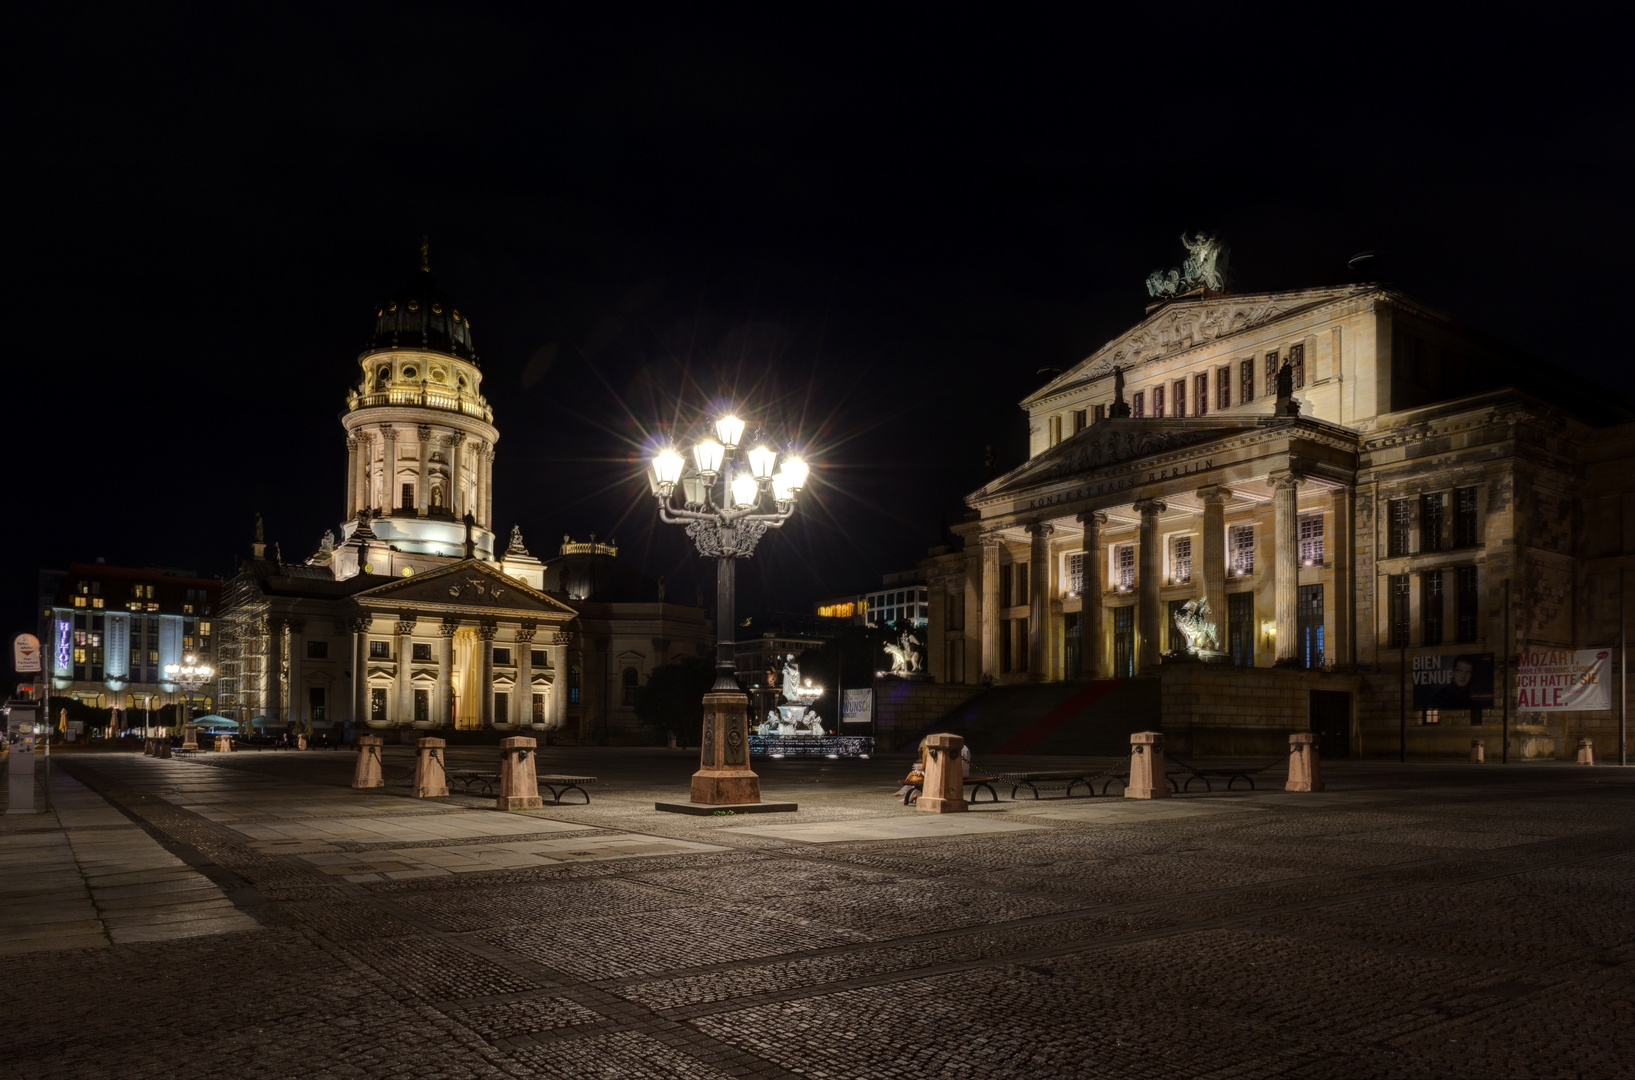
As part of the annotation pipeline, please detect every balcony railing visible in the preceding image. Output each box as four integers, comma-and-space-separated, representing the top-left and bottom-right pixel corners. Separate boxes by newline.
347, 386, 492, 422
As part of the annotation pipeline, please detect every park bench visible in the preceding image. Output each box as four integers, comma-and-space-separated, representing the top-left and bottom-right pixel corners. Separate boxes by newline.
992, 769, 1114, 800
537, 775, 597, 805
448, 770, 500, 796
1165, 755, 1280, 793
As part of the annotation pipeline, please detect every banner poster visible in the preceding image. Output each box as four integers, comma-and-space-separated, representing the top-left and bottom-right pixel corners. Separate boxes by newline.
1515, 648, 1611, 712
13, 633, 41, 673
841, 688, 873, 724
1411, 653, 1495, 710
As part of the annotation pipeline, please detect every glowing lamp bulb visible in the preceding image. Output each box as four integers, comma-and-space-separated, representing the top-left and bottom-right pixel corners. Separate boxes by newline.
730, 472, 758, 509
746, 443, 778, 480
692, 439, 725, 476
652, 447, 685, 489
714, 415, 745, 449
780, 457, 809, 490
771, 472, 796, 503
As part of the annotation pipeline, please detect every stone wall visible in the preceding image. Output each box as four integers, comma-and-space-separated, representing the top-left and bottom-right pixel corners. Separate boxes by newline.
1158, 664, 1359, 756
872, 678, 984, 751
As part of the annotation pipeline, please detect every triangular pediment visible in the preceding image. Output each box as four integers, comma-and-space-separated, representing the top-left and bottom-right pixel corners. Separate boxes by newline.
353, 559, 577, 616
973, 418, 1259, 503
1025, 285, 1363, 405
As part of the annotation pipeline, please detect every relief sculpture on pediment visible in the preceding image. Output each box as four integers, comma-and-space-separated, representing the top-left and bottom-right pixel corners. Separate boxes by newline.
1081, 300, 1290, 380
1028, 427, 1217, 483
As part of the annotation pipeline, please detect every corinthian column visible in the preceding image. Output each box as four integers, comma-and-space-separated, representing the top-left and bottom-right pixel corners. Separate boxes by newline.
351, 615, 372, 725
1026, 521, 1054, 681
267, 618, 285, 726
516, 621, 536, 726
438, 617, 457, 728
1198, 485, 1232, 651
417, 426, 432, 515
353, 434, 371, 519
379, 425, 397, 512
477, 622, 497, 727
1270, 470, 1301, 666
345, 437, 359, 519
1134, 498, 1167, 671
394, 616, 416, 724
1078, 511, 1106, 678
980, 535, 1001, 680
482, 447, 496, 529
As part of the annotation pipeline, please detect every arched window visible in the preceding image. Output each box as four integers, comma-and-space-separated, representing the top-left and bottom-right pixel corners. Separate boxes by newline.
622, 666, 639, 706
568, 665, 580, 704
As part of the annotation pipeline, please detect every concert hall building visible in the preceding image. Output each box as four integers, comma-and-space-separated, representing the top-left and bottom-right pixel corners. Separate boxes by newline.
921, 281, 1635, 759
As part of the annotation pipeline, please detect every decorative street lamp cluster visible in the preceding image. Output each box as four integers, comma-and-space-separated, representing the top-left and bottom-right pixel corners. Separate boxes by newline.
650, 414, 809, 690
165, 652, 215, 736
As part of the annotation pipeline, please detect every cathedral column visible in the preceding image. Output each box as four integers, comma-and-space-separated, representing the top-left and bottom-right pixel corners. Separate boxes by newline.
267, 618, 285, 726
417, 426, 432, 516
352, 434, 371, 520
1078, 511, 1106, 678
548, 637, 567, 728
351, 615, 372, 725
1198, 485, 1231, 650
1134, 498, 1166, 671
287, 620, 305, 731
1331, 486, 1353, 667
1026, 522, 1053, 680
345, 437, 359, 519
477, 622, 497, 727
394, 616, 416, 725
438, 617, 457, 727
1270, 470, 1301, 665
516, 622, 536, 726
980, 535, 1001, 680
483, 447, 496, 529
379, 424, 397, 512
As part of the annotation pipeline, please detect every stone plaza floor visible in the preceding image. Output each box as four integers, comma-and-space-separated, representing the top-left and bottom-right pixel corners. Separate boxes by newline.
1, 744, 1632, 1079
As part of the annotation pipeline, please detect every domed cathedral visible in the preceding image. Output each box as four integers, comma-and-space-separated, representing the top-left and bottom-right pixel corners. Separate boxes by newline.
329, 241, 500, 576
214, 246, 712, 746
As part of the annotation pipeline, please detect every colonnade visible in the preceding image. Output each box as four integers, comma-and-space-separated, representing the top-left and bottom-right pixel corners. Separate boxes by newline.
343, 423, 495, 527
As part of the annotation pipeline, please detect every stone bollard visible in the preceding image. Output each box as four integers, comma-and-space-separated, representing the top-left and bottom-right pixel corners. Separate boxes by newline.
214, 735, 233, 753
1125, 731, 1170, 799
1287, 733, 1323, 792
414, 737, 448, 798
156, 740, 172, 759
352, 735, 385, 788
182, 724, 198, 750
916, 733, 968, 813
1577, 738, 1595, 766
1470, 740, 1485, 764
143, 738, 155, 756
497, 737, 543, 810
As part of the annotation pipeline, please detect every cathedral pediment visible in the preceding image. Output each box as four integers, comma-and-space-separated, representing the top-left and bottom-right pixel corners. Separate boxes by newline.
973, 419, 1258, 503
353, 559, 576, 616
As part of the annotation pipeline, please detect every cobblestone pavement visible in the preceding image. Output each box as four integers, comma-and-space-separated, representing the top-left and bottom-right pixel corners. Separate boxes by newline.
1, 745, 1631, 1078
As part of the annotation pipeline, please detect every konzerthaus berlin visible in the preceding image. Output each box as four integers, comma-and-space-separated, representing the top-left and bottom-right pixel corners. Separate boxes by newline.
921, 279, 1634, 759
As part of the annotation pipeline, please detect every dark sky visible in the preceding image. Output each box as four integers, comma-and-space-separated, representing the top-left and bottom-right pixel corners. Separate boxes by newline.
5, 6, 1629, 656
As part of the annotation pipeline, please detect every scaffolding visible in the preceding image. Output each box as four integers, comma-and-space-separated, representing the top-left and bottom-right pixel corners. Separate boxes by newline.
215, 566, 268, 727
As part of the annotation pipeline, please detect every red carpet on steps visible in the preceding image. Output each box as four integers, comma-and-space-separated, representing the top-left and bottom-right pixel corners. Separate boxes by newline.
991, 680, 1126, 754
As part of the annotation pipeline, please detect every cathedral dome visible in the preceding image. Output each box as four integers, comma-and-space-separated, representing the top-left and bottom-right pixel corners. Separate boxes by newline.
369, 269, 479, 364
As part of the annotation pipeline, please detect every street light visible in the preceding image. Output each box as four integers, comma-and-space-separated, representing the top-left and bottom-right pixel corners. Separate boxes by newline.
164, 653, 214, 743
651, 415, 810, 808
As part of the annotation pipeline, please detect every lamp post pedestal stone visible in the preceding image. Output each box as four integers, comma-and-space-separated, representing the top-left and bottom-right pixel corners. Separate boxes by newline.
690, 690, 759, 805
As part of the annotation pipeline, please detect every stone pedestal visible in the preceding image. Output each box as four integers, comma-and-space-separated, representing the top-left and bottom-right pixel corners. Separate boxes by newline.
213, 735, 231, 753
497, 737, 543, 810
1125, 731, 1169, 799
1577, 738, 1595, 765
352, 734, 384, 788
689, 691, 762, 806
143, 738, 156, 756
414, 737, 448, 798
916, 733, 968, 813
1286, 732, 1323, 792
1470, 740, 1485, 764
182, 724, 198, 750
156, 741, 172, 759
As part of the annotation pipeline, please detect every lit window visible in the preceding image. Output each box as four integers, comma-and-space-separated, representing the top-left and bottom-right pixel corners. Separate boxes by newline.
1229, 525, 1254, 576
1153, 385, 1165, 418
1421, 709, 1441, 725
1170, 536, 1192, 584
74, 648, 86, 663
1133, 391, 1144, 418
1298, 514, 1324, 565
146, 602, 158, 612
199, 621, 211, 635
1115, 545, 1135, 591
1066, 552, 1085, 596
92, 598, 103, 608
73, 596, 86, 607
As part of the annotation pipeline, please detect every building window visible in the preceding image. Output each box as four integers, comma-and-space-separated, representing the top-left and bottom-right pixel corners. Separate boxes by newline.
1298, 513, 1324, 566
1423, 571, 1444, 646
1072, 409, 1087, 434
531, 649, 547, 666
1389, 574, 1411, 648
1092, 403, 1105, 423
73, 596, 86, 607
1048, 415, 1062, 446
568, 666, 580, 704
309, 686, 326, 722
1289, 342, 1305, 389
1229, 524, 1254, 577
412, 642, 432, 661
1195, 372, 1209, 416
493, 647, 511, 665
1115, 544, 1135, 591
494, 692, 509, 725
92, 598, 103, 608
1067, 552, 1085, 596
622, 666, 639, 706
1265, 352, 1279, 397
999, 565, 1013, 609
1421, 709, 1441, 725
532, 693, 545, 722
1133, 391, 1144, 418
1387, 499, 1411, 557
401, 482, 414, 509
410, 688, 427, 722
1422, 493, 1445, 552
369, 640, 390, 659
1455, 486, 1479, 547
1013, 564, 1029, 606
1217, 367, 1231, 410
370, 687, 387, 722
1456, 566, 1479, 642
1173, 379, 1186, 417
1240, 358, 1254, 404
1153, 385, 1165, 418
307, 640, 328, 659
1170, 535, 1192, 584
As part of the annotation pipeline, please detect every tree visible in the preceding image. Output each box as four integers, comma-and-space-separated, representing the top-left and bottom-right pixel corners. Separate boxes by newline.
632, 655, 717, 746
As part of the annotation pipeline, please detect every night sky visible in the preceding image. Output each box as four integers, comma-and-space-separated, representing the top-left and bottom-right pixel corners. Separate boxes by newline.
6, 7, 1629, 663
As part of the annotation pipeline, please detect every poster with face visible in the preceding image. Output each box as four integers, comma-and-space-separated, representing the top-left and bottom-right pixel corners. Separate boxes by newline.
1412, 653, 1495, 710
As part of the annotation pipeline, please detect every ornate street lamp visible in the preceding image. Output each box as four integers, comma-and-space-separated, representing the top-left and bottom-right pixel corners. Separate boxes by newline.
651, 414, 809, 808
164, 653, 214, 743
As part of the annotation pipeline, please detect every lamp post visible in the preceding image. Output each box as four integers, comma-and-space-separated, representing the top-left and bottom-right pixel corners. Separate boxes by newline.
650, 414, 809, 806
164, 653, 214, 743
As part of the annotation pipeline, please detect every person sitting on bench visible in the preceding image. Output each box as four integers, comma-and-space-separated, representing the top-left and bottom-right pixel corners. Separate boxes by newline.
895, 739, 971, 802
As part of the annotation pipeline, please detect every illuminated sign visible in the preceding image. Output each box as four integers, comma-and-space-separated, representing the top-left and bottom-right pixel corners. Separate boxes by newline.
55, 619, 73, 673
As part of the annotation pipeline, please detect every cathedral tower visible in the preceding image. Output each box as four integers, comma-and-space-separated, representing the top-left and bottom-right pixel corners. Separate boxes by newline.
333, 243, 499, 577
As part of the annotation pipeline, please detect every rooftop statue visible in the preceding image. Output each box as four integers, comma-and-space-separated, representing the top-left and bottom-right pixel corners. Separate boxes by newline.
1146, 233, 1230, 298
